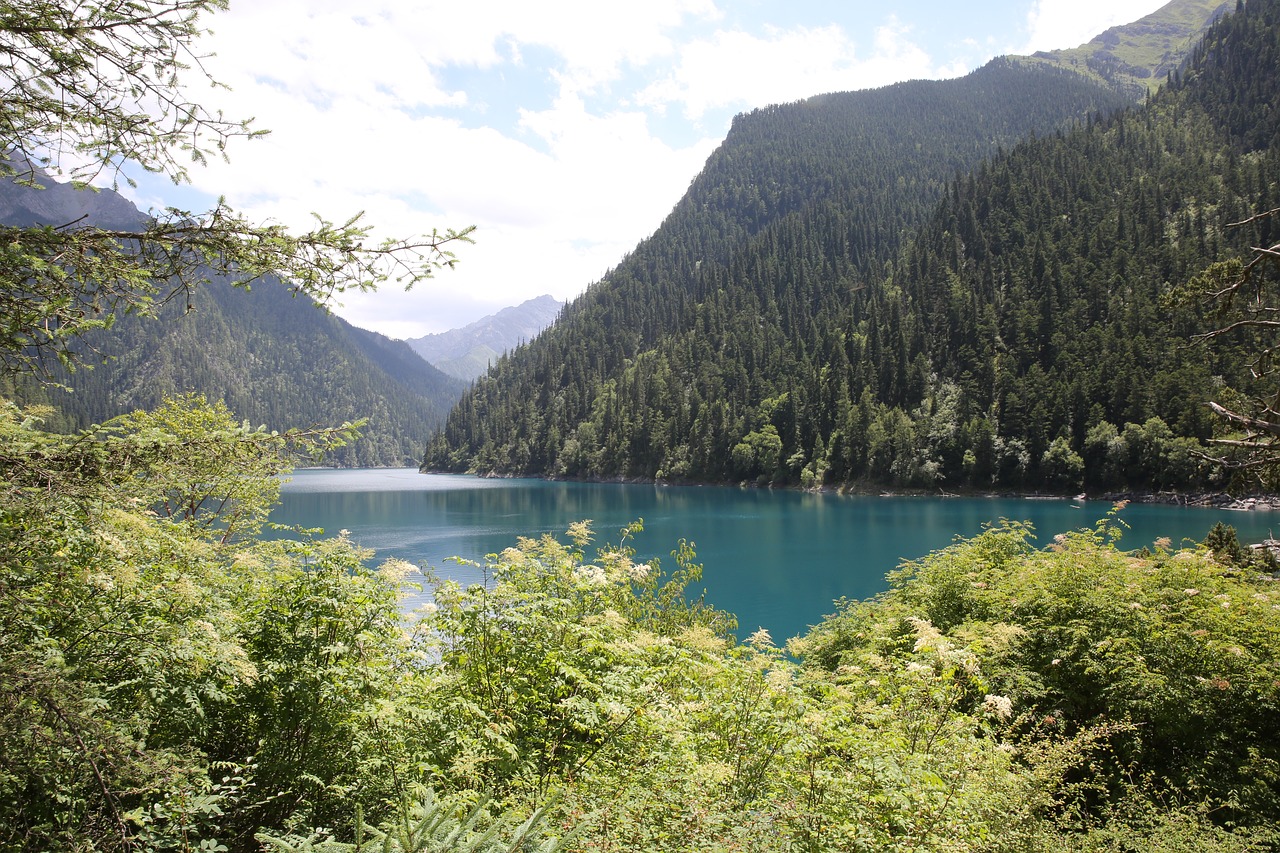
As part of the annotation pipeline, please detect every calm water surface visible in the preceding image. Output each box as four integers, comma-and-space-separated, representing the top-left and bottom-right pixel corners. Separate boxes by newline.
275, 469, 1280, 643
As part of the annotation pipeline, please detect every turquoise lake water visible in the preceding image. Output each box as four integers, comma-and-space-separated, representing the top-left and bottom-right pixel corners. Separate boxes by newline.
274, 469, 1280, 643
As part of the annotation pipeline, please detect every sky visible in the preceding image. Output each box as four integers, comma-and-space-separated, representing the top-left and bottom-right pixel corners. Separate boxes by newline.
117, 0, 1171, 338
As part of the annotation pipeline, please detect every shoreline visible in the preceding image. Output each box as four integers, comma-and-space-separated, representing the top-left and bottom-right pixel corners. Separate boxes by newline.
1096, 492, 1280, 511
423, 467, 1280, 510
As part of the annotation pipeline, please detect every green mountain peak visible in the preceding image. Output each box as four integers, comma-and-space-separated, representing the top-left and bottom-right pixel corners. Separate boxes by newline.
1008, 0, 1233, 95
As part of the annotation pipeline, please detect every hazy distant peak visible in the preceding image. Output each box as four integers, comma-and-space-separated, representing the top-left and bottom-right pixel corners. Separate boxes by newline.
0, 158, 148, 231
405, 295, 563, 381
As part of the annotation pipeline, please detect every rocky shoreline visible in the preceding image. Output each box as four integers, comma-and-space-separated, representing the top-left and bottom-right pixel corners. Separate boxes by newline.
1101, 492, 1280, 511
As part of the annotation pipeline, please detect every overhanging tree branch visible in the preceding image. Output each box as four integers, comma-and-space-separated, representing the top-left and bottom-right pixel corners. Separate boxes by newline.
0, 0, 474, 376
1207, 400, 1280, 438
0, 202, 474, 374
0, 0, 252, 187
1178, 208, 1280, 481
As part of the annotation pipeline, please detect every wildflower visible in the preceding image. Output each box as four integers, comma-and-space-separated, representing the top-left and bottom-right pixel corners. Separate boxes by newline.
908, 616, 943, 652
1184, 588, 1200, 596
566, 520, 594, 546
576, 564, 607, 586
378, 558, 415, 582
766, 668, 793, 691
747, 627, 774, 649
983, 694, 1014, 721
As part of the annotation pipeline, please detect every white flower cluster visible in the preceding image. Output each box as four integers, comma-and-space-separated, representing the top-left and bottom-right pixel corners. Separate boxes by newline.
88, 572, 115, 592
983, 693, 1014, 722
908, 616, 943, 652
377, 558, 416, 583
576, 564, 607, 586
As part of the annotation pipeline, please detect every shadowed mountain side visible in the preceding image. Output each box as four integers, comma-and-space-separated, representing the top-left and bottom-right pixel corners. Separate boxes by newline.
0, 157, 148, 230
0, 171, 468, 466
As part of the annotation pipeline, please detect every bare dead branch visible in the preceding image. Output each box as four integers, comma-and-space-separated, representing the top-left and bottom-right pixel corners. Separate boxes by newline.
1227, 207, 1280, 228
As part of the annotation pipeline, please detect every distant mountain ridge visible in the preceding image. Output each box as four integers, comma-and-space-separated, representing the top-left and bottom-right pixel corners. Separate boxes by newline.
0, 171, 468, 467
1011, 0, 1231, 95
405, 295, 563, 381
0, 160, 147, 230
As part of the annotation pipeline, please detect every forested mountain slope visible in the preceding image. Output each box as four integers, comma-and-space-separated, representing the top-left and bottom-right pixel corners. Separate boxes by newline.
1, 175, 468, 467
426, 2, 1270, 491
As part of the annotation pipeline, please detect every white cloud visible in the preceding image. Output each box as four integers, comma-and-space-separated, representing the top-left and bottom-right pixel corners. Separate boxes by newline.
636, 18, 949, 120
145, 1, 726, 337
206, 0, 721, 102
1021, 0, 1170, 53
203, 2, 470, 110
487, 0, 722, 96
172, 79, 715, 336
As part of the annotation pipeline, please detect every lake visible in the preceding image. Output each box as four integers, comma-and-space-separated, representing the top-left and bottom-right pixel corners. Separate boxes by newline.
274, 468, 1280, 643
